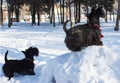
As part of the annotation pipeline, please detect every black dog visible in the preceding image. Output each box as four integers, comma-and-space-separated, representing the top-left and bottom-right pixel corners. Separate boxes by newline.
22, 46, 39, 61
2, 51, 35, 80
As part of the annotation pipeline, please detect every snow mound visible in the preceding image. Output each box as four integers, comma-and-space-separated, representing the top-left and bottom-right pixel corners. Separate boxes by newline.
40, 45, 120, 83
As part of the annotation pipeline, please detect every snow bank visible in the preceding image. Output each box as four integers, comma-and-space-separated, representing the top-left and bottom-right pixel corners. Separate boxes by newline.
40, 46, 120, 83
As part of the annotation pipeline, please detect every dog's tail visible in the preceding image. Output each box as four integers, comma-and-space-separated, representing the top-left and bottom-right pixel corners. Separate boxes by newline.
63, 20, 70, 34
63, 20, 73, 35
5, 50, 8, 63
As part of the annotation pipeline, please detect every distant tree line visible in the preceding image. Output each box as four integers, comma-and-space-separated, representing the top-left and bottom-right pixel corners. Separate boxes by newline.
0, 0, 119, 30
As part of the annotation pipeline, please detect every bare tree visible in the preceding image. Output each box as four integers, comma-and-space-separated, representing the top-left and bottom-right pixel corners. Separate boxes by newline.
114, 1, 120, 31
51, 0, 55, 26
6, 0, 13, 27
0, 0, 3, 26
66, 0, 69, 21
62, 0, 65, 24
59, 0, 63, 24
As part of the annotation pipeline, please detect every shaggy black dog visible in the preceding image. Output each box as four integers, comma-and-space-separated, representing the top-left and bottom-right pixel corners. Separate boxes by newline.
63, 6, 106, 51
2, 51, 35, 80
22, 46, 39, 61
2, 47, 39, 80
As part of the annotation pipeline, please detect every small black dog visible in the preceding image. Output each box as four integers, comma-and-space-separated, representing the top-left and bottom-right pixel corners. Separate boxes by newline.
22, 47, 39, 61
2, 51, 35, 80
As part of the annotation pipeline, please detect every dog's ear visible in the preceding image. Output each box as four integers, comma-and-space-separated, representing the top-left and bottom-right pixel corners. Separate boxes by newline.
21, 51, 25, 54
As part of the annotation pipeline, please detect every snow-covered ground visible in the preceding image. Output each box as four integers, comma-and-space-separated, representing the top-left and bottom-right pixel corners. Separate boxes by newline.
0, 20, 120, 83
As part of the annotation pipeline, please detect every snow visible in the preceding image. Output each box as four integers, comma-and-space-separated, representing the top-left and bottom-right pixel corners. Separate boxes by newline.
40, 46, 120, 83
0, 21, 120, 83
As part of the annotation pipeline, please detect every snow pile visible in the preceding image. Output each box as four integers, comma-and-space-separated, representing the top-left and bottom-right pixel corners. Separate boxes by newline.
40, 46, 120, 83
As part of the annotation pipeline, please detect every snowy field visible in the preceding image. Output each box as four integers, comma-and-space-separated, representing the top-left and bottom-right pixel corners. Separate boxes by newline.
0, 20, 120, 83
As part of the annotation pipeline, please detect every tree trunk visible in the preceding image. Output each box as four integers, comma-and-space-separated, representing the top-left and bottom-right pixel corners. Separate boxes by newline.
74, 1, 77, 24
62, 0, 64, 24
85, 0, 89, 23
60, 0, 62, 24
37, 10, 40, 26
110, 12, 112, 21
15, 5, 20, 22
78, 1, 81, 23
52, 0, 55, 27
31, 5, 36, 26
114, 1, 120, 31
8, 5, 12, 27
66, 1, 69, 21
49, 5, 52, 24
105, 11, 108, 22
0, 0, 3, 26
68, 0, 72, 27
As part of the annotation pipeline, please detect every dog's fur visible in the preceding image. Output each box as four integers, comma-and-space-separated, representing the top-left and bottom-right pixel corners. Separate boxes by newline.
22, 47, 39, 61
63, 6, 106, 51
2, 47, 39, 80
2, 51, 35, 80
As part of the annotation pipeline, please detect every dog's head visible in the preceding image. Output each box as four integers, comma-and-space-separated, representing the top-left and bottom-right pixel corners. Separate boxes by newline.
22, 47, 39, 61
